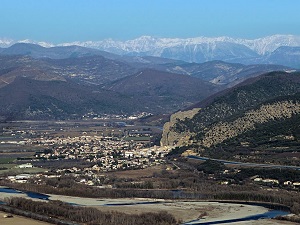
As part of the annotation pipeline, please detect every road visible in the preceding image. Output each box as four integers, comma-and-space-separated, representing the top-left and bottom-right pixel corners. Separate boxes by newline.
187, 155, 300, 170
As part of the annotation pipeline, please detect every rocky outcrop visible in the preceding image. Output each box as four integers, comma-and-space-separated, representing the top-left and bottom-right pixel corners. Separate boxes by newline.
160, 108, 200, 146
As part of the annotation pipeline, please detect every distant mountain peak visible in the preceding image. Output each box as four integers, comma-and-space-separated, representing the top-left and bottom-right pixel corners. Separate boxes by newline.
18, 39, 54, 48
0, 38, 14, 48
1, 34, 299, 53
55, 34, 300, 62
1, 34, 300, 67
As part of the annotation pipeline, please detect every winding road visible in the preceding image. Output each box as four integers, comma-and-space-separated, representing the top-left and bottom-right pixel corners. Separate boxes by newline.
188, 155, 300, 170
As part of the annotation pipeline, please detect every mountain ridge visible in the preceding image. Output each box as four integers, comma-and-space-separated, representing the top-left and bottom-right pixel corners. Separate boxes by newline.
1, 34, 300, 55
2, 34, 300, 67
58, 34, 300, 56
0, 47, 292, 87
0, 67, 220, 120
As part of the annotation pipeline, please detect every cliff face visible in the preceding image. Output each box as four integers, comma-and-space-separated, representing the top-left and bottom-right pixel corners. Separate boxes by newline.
160, 108, 200, 146
161, 72, 300, 156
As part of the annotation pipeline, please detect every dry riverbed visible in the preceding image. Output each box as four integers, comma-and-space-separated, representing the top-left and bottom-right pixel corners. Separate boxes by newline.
48, 194, 272, 223
1, 189, 297, 224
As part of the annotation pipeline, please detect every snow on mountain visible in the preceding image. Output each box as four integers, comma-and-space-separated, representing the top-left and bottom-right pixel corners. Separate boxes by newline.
62, 36, 240, 56
18, 39, 55, 48
0, 38, 55, 48
0, 38, 14, 48
57, 35, 300, 57
2, 34, 300, 55
236, 34, 300, 55
1, 34, 300, 64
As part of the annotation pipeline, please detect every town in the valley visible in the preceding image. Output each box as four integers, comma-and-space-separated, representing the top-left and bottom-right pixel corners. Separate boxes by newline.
0, 118, 173, 186
1, 118, 300, 190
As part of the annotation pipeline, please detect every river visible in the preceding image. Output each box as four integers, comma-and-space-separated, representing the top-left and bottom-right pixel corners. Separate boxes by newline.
0, 187, 290, 224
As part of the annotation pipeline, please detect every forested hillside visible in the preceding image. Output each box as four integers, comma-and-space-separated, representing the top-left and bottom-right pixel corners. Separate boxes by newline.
162, 72, 300, 165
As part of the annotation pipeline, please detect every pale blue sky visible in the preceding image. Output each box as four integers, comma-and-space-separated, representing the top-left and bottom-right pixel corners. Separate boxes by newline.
1, 0, 299, 43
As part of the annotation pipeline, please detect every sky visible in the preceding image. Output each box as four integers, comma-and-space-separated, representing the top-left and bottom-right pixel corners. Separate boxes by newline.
1, 0, 300, 43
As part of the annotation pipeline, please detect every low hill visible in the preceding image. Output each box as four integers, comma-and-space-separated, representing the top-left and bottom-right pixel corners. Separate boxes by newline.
104, 69, 221, 111
41, 55, 138, 84
0, 43, 118, 60
149, 60, 292, 86
0, 68, 221, 120
0, 55, 66, 88
0, 77, 139, 120
0, 54, 138, 86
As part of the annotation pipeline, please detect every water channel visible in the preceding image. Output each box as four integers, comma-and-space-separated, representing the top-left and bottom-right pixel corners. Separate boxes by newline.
0, 187, 290, 224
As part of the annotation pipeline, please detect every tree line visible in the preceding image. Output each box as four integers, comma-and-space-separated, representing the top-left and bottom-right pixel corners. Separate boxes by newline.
4, 197, 178, 225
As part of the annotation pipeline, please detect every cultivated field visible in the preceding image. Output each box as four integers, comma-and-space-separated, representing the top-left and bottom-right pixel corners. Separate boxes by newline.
0, 211, 52, 225
108, 165, 165, 179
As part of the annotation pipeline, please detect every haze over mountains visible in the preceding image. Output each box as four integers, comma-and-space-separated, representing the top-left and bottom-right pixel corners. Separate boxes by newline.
1, 34, 300, 68
0, 43, 292, 86
0, 37, 297, 120
0, 53, 221, 120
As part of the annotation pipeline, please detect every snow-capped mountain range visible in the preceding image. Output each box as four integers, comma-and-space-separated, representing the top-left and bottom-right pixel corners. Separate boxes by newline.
1, 34, 300, 54
1, 34, 300, 66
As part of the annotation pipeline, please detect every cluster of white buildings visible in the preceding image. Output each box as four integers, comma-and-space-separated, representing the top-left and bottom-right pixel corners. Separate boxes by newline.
82, 112, 153, 120
30, 135, 169, 172
252, 177, 300, 188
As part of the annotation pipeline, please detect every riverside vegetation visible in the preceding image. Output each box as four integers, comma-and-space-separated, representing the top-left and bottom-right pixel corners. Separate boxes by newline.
2, 197, 176, 225
1, 158, 300, 223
